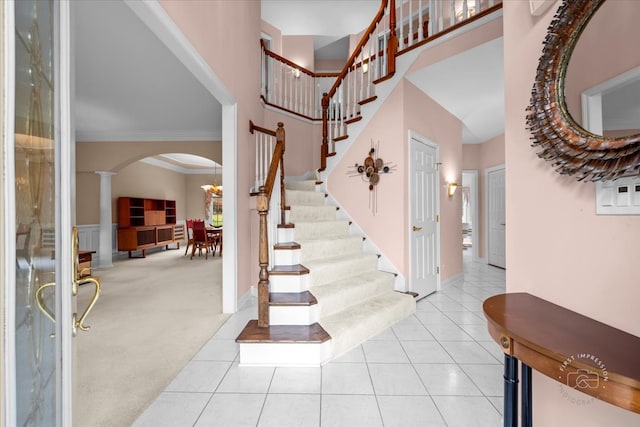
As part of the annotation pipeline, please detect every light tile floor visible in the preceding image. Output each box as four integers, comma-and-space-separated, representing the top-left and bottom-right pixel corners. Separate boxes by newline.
134, 253, 506, 427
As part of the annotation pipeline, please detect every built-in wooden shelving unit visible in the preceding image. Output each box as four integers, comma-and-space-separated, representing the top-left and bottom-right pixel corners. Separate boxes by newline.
117, 197, 180, 258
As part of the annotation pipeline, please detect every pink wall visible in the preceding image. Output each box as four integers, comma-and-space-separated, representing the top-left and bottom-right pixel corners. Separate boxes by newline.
504, 2, 640, 425
462, 134, 504, 259
403, 80, 463, 281
282, 35, 315, 72
315, 59, 344, 73
328, 79, 463, 283
261, 20, 282, 54
262, 109, 321, 176
328, 81, 405, 273
159, 0, 264, 300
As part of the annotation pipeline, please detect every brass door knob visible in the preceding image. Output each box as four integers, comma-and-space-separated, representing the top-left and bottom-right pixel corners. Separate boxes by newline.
412, 226, 423, 231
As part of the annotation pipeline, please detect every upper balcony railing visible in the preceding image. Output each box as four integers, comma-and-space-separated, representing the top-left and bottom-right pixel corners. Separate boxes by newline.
260, 0, 503, 170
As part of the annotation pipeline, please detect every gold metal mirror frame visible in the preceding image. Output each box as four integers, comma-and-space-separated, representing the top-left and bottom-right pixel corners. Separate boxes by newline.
526, 0, 640, 181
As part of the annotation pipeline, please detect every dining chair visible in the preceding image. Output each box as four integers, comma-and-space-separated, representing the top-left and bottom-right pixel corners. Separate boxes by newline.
184, 219, 194, 256
190, 220, 212, 260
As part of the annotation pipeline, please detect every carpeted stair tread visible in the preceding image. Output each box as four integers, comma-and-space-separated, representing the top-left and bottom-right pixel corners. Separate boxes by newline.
292, 220, 350, 240
237, 320, 331, 343
305, 253, 380, 287
297, 235, 363, 262
289, 205, 337, 222
320, 291, 415, 358
285, 189, 326, 206
310, 271, 395, 317
285, 180, 318, 191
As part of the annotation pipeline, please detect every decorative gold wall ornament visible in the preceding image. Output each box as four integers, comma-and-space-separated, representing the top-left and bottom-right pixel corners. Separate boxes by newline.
347, 140, 396, 215
526, 0, 640, 181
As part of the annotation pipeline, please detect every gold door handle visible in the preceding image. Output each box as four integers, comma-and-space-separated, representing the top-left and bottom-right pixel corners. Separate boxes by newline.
73, 276, 101, 334
72, 226, 101, 334
412, 226, 423, 231
36, 281, 56, 324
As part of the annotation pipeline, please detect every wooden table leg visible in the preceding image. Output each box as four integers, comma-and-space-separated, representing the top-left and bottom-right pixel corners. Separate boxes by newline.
504, 354, 519, 427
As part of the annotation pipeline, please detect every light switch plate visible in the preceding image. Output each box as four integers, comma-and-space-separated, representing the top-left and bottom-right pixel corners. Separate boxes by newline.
596, 176, 640, 215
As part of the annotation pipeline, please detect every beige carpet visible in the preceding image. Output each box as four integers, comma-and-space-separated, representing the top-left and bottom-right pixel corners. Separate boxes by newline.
75, 247, 228, 427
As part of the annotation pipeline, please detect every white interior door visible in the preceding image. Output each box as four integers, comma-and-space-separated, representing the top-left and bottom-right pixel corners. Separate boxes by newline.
487, 166, 506, 269
409, 133, 439, 298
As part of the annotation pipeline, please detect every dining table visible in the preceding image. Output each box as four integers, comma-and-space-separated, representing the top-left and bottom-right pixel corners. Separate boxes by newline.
206, 226, 222, 256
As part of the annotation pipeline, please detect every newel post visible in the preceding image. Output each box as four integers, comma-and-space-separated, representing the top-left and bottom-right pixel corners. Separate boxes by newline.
388, 0, 398, 76
257, 186, 270, 327
276, 122, 287, 225
320, 93, 329, 171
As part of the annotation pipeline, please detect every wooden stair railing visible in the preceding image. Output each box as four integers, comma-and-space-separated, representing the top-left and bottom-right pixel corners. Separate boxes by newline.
250, 121, 286, 327
258, 1, 504, 174
261, 39, 339, 121
320, 0, 394, 172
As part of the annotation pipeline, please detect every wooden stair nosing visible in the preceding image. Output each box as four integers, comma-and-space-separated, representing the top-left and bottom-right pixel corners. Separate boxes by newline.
269, 291, 317, 306
315, 180, 323, 185
236, 320, 331, 343
274, 242, 301, 250
277, 223, 295, 229
345, 116, 362, 125
358, 95, 378, 105
333, 134, 349, 142
270, 264, 310, 275
326, 152, 337, 158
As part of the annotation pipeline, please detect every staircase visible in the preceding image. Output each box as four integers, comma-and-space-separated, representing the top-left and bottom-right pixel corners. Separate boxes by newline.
237, 179, 415, 366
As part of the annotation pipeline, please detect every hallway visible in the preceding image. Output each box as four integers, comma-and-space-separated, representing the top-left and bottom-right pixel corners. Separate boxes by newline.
133, 255, 505, 427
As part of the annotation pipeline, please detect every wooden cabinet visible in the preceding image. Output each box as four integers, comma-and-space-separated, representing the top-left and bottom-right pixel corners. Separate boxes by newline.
117, 197, 180, 257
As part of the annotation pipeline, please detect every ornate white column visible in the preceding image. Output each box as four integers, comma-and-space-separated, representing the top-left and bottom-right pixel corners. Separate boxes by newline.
95, 171, 116, 268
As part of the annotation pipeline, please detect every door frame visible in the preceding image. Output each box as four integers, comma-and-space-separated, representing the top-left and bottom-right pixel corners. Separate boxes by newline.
485, 164, 505, 268
407, 130, 441, 295
461, 169, 479, 262
123, 0, 238, 313
2, 1, 17, 423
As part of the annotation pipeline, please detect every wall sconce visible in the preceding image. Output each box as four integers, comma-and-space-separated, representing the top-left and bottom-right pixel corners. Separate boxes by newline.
362, 62, 369, 74
447, 182, 460, 197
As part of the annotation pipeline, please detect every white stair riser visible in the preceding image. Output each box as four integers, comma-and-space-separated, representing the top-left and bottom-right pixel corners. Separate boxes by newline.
269, 305, 318, 326
274, 248, 300, 265
238, 341, 331, 367
277, 228, 295, 242
269, 274, 309, 293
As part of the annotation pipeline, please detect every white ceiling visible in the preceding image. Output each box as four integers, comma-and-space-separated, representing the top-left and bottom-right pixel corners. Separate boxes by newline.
73, 0, 221, 143
406, 38, 505, 144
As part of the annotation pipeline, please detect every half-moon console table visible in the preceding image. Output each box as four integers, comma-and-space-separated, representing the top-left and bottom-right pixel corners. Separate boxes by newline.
483, 293, 640, 427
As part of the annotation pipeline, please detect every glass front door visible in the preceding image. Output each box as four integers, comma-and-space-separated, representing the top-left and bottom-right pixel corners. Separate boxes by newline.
13, 0, 59, 425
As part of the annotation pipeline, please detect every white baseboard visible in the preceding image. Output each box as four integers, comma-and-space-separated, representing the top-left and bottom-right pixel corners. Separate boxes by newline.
238, 288, 256, 310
